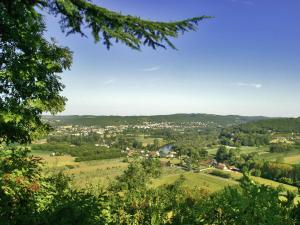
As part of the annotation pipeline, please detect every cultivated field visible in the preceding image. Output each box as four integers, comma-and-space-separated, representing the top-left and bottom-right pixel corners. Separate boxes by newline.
134, 135, 165, 147
32, 149, 299, 194
33, 150, 128, 188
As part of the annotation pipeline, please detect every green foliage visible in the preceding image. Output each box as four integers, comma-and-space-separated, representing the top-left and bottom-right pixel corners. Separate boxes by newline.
1, 149, 300, 225
31, 143, 126, 161
210, 169, 231, 179
279, 177, 294, 185
240, 155, 300, 187
46, 0, 210, 50
270, 143, 294, 153
47, 132, 103, 145
111, 158, 161, 191
215, 145, 238, 163
292, 203, 300, 225
244, 117, 300, 133
0, 1, 72, 144
197, 175, 296, 225
219, 126, 270, 147
0, 147, 106, 225
40, 189, 103, 225
0, 147, 45, 225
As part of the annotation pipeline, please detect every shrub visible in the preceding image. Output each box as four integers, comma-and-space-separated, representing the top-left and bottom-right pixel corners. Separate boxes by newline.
270, 143, 293, 153
278, 177, 293, 185
209, 170, 231, 179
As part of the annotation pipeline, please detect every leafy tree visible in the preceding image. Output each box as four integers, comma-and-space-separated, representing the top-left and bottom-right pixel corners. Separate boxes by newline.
270, 143, 294, 153
215, 145, 229, 162
0, 147, 45, 224
1, 0, 209, 145
197, 177, 295, 225
0, 146, 106, 225
110, 158, 161, 191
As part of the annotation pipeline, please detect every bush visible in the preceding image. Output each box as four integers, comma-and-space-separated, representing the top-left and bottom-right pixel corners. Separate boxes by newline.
278, 177, 293, 185
270, 143, 293, 153
209, 170, 231, 179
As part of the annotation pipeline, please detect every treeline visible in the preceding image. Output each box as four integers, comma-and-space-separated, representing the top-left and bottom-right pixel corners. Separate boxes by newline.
270, 143, 295, 153
47, 132, 102, 145
239, 117, 300, 133
219, 117, 300, 147
219, 126, 270, 147
1, 148, 299, 225
44, 113, 266, 127
215, 146, 300, 187
243, 156, 300, 187
48, 132, 160, 151
31, 144, 125, 162
169, 129, 219, 149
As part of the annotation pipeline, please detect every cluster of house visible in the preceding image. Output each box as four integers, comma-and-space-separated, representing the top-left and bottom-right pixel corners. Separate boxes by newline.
209, 159, 240, 172
51, 120, 212, 138
124, 144, 177, 159
51, 125, 107, 137
124, 144, 241, 172
131, 121, 209, 130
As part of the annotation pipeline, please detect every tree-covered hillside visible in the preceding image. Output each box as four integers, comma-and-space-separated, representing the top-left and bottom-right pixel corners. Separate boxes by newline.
239, 118, 300, 133
44, 114, 267, 127
219, 117, 300, 147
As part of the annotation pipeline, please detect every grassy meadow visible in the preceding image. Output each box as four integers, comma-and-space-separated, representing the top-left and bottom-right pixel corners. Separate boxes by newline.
33, 150, 128, 188
134, 135, 165, 147
206, 146, 269, 156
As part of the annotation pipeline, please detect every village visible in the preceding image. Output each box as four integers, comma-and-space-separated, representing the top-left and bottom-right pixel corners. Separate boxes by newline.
49, 120, 213, 137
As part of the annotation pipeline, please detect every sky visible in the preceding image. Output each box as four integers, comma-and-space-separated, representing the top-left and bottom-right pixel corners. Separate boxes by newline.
43, 0, 300, 117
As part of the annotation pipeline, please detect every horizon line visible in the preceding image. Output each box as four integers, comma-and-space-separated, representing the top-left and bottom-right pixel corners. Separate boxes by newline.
43, 113, 299, 118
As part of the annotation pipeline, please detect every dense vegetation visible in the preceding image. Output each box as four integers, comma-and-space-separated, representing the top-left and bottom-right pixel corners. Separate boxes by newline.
1, 148, 299, 225
32, 143, 126, 162
219, 126, 271, 147
270, 143, 295, 153
236, 118, 300, 133
209, 169, 231, 179
215, 145, 300, 187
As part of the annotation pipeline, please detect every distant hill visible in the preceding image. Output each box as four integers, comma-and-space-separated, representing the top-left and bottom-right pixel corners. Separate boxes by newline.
240, 117, 300, 133
43, 113, 267, 128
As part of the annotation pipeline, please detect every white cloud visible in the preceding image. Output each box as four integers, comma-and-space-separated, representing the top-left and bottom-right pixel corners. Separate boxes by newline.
235, 82, 262, 89
139, 66, 160, 72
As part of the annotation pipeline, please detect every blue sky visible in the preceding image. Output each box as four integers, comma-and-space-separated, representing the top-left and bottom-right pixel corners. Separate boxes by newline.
44, 0, 300, 117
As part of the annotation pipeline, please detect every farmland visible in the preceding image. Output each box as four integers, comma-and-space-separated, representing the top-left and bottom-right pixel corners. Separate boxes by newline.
32, 146, 300, 193
28, 115, 300, 198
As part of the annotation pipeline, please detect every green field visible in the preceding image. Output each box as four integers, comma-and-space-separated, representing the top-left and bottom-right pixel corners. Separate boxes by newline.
134, 135, 165, 147
260, 148, 300, 164
32, 150, 238, 192
283, 154, 300, 164
151, 170, 238, 193
32, 150, 299, 193
207, 145, 300, 165
238, 146, 269, 154
206, 146, 269, 156
210, 169, 298, 192
33, 150, 128, 188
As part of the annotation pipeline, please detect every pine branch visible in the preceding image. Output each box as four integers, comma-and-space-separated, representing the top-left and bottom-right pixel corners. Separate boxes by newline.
44, 0, 212, 50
